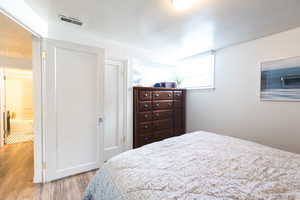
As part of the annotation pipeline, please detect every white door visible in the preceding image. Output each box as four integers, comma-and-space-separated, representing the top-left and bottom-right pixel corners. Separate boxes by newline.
44, 39, 104, 181
104, 60, 125, 161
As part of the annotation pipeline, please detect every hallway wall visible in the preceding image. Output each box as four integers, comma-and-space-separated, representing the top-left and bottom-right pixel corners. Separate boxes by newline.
6, 69, 33, 120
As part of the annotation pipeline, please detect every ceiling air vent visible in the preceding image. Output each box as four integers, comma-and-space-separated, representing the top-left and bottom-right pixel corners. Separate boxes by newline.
59, 15, 83, 26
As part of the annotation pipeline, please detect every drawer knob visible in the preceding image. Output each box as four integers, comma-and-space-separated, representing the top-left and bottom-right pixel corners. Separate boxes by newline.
168, 94, 172, 97
156, 103, 160, 107
168, 103, 172, 106
144, 104, 149, 108
155, 94, 160, 97
176, 94, 180, 97
144, 93, 148, 97
155, 113, 159, 117
144, 114, 149, 118
144, 125, 149, 129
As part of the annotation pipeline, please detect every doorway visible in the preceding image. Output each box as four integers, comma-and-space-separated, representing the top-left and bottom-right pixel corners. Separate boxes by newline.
0, 11, 42, 198
1, 5, 128, 185
2, 68, 34, 145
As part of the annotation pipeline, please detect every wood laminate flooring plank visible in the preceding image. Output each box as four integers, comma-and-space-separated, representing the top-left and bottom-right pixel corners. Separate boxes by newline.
0, 142, 96, 200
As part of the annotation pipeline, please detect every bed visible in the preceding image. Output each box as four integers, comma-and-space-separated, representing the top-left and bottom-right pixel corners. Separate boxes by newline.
83, 131, 300, 200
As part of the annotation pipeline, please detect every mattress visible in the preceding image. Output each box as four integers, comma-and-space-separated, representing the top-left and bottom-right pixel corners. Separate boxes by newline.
83, 131, 300, 200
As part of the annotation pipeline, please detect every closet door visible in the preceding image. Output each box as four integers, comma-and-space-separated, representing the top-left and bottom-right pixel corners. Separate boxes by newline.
44, 39, 104, 181
103, 60, 125, 161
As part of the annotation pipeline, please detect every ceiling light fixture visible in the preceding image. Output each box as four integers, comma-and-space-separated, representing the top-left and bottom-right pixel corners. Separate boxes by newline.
172, 0, 196, 11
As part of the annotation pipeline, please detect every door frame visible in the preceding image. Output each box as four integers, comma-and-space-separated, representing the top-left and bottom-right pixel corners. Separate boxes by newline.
104, 60, 128, 159
0, 9, 44, 183
0, 69, 5, 147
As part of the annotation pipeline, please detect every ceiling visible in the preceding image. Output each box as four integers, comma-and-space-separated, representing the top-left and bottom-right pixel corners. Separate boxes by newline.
25, 0, 300, 60
0, 13, 32, 59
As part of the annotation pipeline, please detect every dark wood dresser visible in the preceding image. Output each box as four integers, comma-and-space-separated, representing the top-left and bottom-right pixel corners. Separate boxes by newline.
133, 87, 186, 148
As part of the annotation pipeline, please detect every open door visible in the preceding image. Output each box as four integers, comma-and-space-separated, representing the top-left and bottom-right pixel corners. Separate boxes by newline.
43, 39, 104, 181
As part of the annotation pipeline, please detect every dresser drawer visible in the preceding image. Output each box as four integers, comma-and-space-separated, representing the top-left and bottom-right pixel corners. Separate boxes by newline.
137, 133, 154, 147
138, 112, 152, 122
174, 91, 183, 100
174, 100, 183, 108
153, 119, 173, 131
153, 129, 173, 141
133, 87, 185, 149
139, 90, 152, 101
139, 101, 152, 112
153, 91, 173, 100
153, 110, 173, 120
138, 122, 153, 133
153, 101, 173, 110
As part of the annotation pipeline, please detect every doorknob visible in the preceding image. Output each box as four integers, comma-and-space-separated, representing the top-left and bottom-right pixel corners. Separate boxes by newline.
98, 117, 104, 125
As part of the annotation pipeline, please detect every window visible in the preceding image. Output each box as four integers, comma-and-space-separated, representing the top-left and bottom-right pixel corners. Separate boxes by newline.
176, 53, 215, 89
131, 59, 176, 87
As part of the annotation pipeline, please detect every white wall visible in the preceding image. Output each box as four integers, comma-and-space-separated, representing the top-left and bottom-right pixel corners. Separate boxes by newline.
0, 55, 31, 69
47, 23, 161, 62
6, 72, 33, 120
187, 27, 300, 154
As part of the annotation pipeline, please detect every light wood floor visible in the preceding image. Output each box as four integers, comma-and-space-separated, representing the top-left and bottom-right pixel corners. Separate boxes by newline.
0, 142, 96, 200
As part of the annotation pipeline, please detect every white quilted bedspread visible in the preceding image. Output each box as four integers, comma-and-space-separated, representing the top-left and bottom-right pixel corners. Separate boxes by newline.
105, 131, 300, 200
